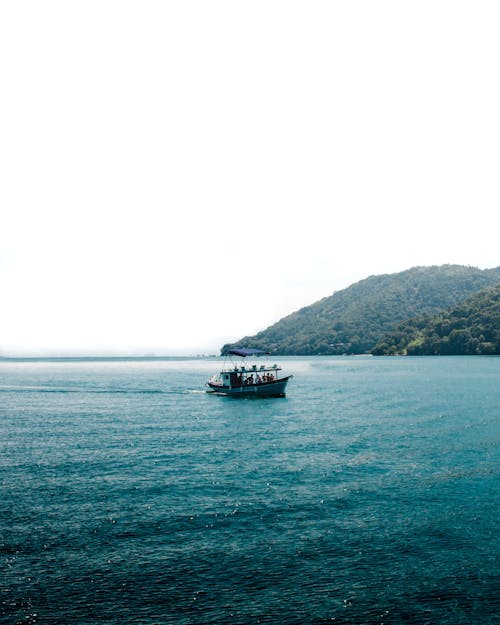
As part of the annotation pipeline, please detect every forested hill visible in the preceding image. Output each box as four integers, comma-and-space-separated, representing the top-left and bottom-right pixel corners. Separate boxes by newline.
372, 284, 500, 355
221, 265, 500, 355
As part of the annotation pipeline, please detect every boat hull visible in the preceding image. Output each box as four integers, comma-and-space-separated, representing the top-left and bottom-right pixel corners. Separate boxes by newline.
206, 376, 292, 398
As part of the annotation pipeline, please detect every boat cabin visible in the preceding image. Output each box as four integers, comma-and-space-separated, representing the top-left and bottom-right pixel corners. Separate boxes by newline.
219, 363, 280, 388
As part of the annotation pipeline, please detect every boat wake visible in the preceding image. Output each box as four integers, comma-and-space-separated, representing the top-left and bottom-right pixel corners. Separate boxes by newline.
0, 385, 167, 395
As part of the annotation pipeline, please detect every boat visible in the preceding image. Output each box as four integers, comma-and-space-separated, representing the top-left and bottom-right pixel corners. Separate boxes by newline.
205, 348, 293, 397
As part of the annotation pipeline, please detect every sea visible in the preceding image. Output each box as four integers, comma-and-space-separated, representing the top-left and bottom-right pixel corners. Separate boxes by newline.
1, 356, 498, 625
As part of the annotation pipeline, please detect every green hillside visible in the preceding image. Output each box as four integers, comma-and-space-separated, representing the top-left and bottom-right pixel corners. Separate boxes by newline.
372, 284, 500, 355
222, 265, 500, 355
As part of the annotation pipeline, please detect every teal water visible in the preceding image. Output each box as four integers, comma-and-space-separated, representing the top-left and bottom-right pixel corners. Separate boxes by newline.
1, 356, 498, 624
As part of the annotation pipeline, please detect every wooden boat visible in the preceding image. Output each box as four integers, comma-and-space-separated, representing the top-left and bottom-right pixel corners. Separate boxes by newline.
206, 348, 292, 397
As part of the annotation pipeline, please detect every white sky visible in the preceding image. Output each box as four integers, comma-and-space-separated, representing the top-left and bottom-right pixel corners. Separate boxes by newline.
1, 1, 499, 355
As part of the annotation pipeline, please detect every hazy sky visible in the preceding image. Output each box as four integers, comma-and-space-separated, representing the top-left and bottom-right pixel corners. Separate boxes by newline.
1, 1, 499, 355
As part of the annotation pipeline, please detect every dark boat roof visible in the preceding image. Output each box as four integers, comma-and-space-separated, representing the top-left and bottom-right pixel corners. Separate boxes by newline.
227, 348, 270, 357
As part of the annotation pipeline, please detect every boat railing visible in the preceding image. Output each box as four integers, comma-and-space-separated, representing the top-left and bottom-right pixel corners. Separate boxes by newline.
220, 364, 281, 373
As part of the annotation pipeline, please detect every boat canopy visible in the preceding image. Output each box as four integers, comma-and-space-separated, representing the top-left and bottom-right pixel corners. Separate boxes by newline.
227, 348, 270, 357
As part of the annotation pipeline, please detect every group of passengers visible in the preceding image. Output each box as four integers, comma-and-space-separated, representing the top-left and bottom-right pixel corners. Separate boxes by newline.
238, 372, 275, 386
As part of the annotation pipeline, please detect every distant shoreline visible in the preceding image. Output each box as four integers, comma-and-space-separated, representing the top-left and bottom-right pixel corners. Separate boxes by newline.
1, 353, 497, 363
